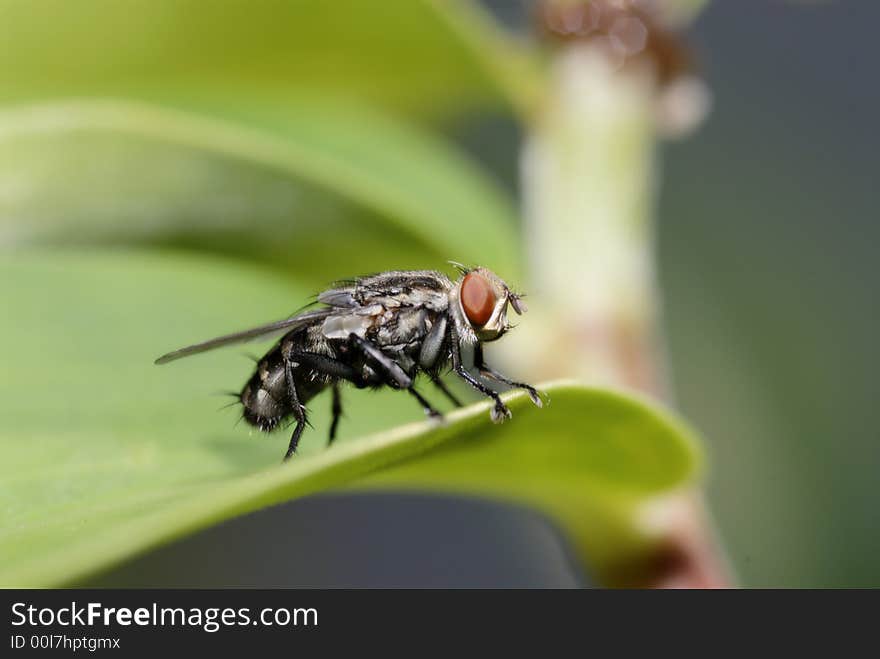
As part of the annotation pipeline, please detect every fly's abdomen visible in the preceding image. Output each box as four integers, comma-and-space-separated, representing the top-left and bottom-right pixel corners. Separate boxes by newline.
240, 349, 291, 432
240, 343, 329, 432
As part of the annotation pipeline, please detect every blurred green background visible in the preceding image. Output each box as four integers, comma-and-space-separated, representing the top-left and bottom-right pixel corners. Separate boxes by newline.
1, 0, 877, 587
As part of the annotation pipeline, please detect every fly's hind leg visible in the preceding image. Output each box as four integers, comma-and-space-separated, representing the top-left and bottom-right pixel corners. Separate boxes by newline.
329, 384, 342, 445
285, 351, 367, 449
348, 333, 442, 420
283, 360, 307, 462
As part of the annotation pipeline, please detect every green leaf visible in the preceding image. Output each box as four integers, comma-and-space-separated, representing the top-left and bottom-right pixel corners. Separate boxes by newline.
0, 250, 701, 587
0, 98, 520, 282
0, 0, 537, 120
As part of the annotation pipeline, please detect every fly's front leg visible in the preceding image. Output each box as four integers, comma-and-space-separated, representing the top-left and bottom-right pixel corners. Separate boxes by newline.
348, 333, 442, 419
474, 344, 543, 407
449, 328, 510, 423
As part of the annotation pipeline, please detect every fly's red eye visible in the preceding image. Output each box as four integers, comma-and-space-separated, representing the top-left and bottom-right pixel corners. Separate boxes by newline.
461, 272, 496, 326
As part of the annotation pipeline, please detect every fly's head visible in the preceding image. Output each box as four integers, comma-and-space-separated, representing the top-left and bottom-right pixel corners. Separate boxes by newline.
450, 266, 526, 343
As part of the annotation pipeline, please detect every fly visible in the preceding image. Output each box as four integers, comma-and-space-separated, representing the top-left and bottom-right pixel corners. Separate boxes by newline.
155, 265, 543, 461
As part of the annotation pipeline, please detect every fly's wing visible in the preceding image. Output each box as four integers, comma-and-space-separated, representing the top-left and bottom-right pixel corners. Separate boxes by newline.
154, 308, 330, 364
316, 284, 358, 309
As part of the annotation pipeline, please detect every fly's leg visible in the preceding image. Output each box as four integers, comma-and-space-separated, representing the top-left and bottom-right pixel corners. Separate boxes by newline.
449, 328, 510, 423
283, 360, 307, 462
346, 334, 410, 387
430, 375, 463, 408
474, 344, 543, 407
329, 384, 342, 445
408, 387, 443, 420
287, 351, 366, 387
348, 333, 442, 419
285, 351, 365, 447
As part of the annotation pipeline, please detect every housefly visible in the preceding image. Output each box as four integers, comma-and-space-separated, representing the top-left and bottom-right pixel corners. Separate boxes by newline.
155, 265, 542, 461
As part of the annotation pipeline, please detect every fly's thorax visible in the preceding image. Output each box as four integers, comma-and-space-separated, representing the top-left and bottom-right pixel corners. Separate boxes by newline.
321, 301, 441, 348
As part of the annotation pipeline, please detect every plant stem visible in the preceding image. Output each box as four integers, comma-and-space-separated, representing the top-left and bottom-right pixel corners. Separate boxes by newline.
510, 39, 731, 588
517, 44, 665, 395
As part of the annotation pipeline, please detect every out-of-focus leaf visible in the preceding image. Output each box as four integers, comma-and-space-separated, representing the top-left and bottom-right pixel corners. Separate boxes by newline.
0, 99, 521, 282
0, 251, 701, 587
0, 0, 538, 120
